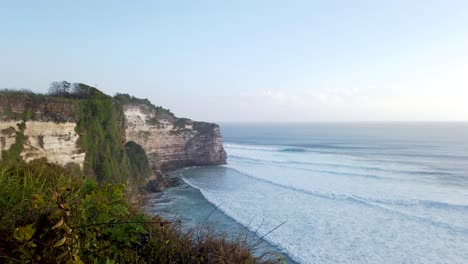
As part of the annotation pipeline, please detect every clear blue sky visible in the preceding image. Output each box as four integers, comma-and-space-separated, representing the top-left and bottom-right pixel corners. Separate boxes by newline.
1, 1, 467, 122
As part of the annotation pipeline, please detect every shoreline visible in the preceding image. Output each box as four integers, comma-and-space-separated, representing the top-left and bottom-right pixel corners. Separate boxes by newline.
144, 168, 297, 264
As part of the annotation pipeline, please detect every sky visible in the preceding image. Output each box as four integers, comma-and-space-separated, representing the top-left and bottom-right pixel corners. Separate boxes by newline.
1, 0, 467, 122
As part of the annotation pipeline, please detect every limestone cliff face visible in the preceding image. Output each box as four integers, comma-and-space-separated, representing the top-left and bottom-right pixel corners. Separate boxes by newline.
124, 104, 227, 172
0, 121, 85, 168
0, 96, 84, 168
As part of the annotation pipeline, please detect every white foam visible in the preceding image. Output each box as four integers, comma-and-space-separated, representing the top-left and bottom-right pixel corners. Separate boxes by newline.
182, 138, 468, 264
182, 167, 468, 263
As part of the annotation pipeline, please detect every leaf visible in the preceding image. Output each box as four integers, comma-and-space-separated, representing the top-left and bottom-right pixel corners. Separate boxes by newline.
51, 192, 59, 201
52, 218, 64, 229
64, 225, 73, 234
58, 251, 69, 260
31, 194, 46, 209
58, 187, 71, 192
73, 255, 84, 264
13, 224, 36, 242
53, 237, 67, 248
59, 203, 71, 211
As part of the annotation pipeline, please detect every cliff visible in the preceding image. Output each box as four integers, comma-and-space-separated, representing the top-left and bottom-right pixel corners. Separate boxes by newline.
0, 86, 227, 187
0, 121, 85, 168
0, 93, 84, 168
122, 99, 227, 172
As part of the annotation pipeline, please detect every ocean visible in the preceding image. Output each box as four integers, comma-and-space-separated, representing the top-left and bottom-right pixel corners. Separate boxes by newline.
145, 122, 468, 264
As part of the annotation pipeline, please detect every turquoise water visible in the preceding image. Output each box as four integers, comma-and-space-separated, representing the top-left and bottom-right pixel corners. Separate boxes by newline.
147, 123, 468, 263
144, 176, 296, 263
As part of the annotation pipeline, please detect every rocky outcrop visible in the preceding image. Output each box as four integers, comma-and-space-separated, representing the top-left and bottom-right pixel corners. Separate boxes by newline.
124, 103, 227, 172
0, 95, 84, 168
0, 95, 77, 123
0, 121, 85, 168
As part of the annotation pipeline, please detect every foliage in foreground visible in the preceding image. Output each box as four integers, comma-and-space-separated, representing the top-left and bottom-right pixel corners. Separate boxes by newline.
0, 160, 280, 264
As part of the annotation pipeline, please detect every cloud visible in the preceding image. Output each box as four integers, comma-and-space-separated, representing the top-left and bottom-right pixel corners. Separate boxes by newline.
308, 88, 361, 103
240, 87, 363, 107
263, 90, 286, 102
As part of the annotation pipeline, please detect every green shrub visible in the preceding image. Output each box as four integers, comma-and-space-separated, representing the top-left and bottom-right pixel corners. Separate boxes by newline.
0, 160, 83, 263
114, 94, 174, 116
146, 116, 160, 126
0, 160, 147, 263
193, 121, 217, 134
1, 121, 26, 163
173, 118, 189, 129
75, 84, 135, 184
125, 141, 152, 184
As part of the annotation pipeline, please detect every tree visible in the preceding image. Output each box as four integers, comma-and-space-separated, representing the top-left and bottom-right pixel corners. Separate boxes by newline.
71, 83, 91, 99
49, 81, 71, 96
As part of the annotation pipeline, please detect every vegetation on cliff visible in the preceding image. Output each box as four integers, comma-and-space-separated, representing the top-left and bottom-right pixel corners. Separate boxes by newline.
125, 141, 152, 181
1, 121, 26, 163
114, 93, 214, 132
74, 84, 133, 184
0, 83, 151, 185
0, 89, 77, 122
114, 93, 174, 118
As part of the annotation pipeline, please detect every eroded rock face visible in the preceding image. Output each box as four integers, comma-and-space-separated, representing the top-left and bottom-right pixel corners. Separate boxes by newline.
0, 97, 77, 123
124, 104, 227, 172
0, 122, 17, 158
0, 121, 85, 168
0, 95, 84, 167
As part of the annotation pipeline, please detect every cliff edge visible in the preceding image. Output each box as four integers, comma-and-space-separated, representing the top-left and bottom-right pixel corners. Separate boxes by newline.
117, 94, 227, 172
0, 92, 84, 168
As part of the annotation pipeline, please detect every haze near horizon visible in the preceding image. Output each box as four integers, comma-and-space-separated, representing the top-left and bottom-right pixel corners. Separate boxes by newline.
1, 1, 467, 122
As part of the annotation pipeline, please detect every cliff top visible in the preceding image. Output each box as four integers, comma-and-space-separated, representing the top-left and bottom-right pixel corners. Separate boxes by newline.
0, 83, 217, 130
114, 93, 218, 132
